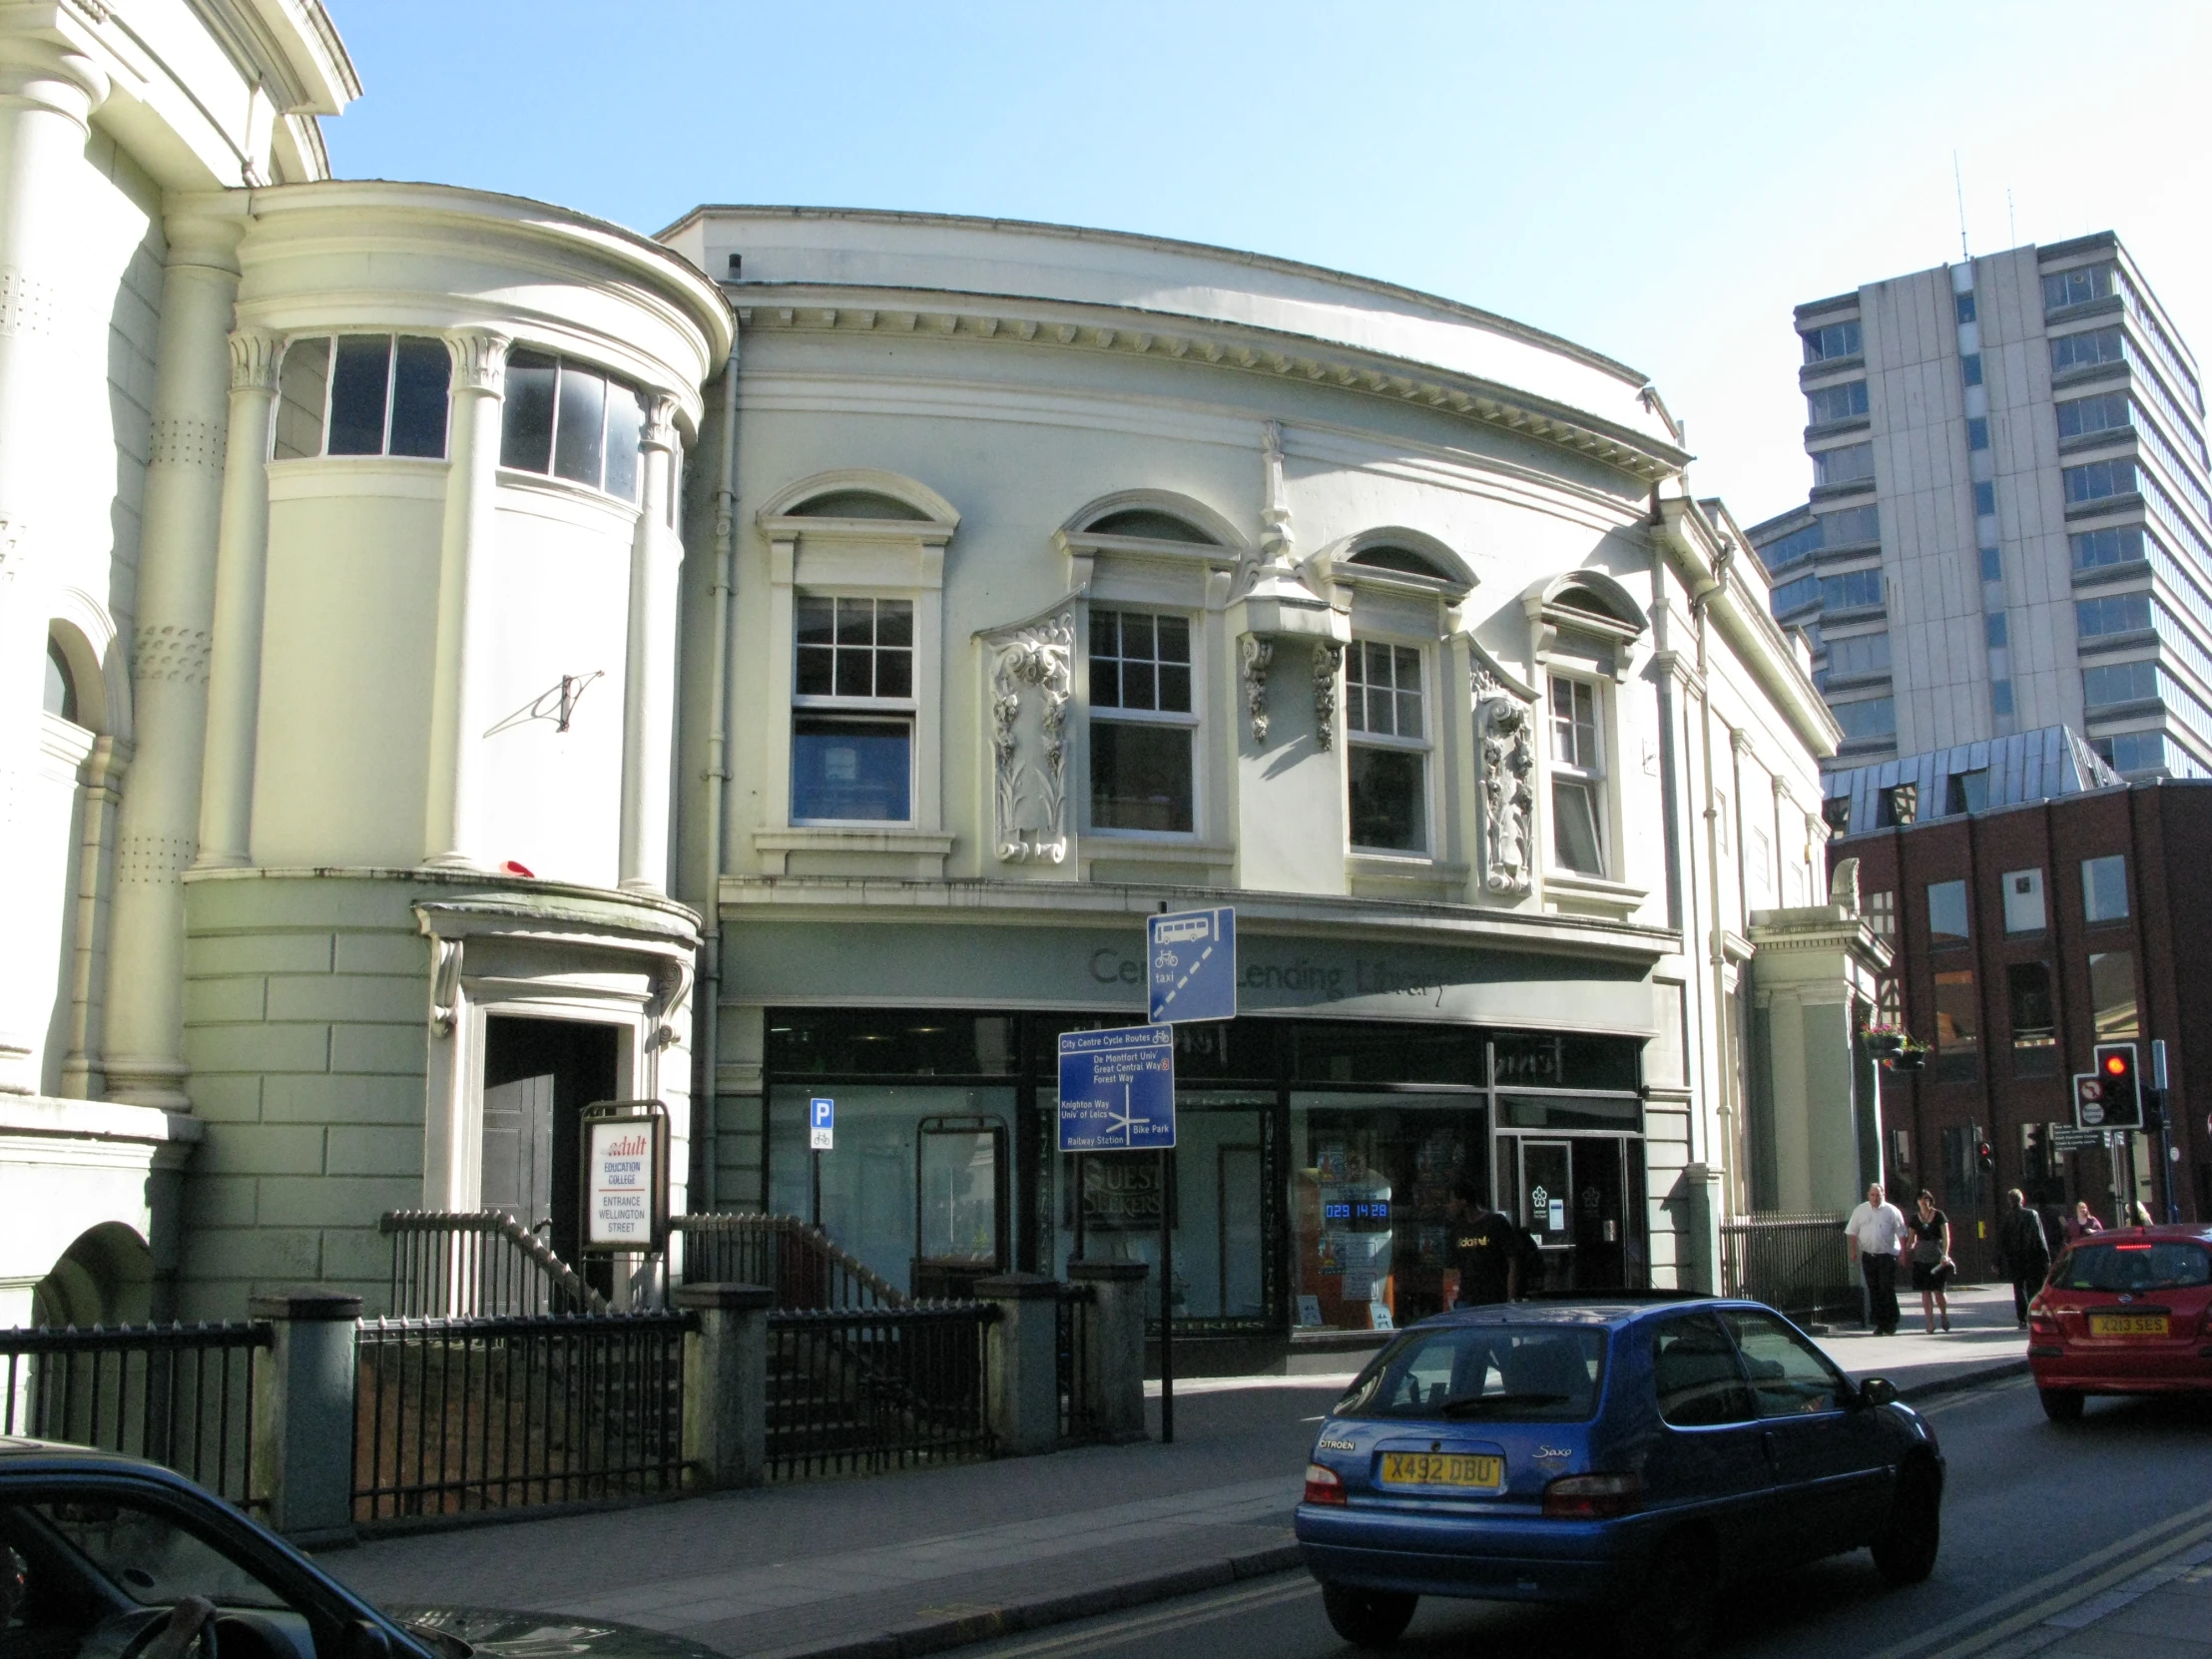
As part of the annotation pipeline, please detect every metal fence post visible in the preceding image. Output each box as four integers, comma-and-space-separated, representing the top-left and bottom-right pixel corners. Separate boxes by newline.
674, 1283, 771, 1489
1065, 1260, 1149, 1443
248, 1291, 361, 1545
976, 1273, 1058, 1455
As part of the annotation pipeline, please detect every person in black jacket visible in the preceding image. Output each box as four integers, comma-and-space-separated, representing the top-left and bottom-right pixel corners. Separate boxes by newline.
1997, 1187, 2052, 1329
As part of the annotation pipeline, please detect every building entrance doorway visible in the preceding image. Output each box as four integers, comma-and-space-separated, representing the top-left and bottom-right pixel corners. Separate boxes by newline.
481, 1017, 620, 1275
1500, 1133, 1644, 1294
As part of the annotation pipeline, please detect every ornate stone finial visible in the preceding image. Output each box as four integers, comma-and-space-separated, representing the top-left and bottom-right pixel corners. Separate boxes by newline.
1259, 419, 1294, 567
228, 328, 280, 392
1476, 688, 1537, 897
989, 614, 1075, 863
1311, 640, 1343, 751
446, 329, 513, 396
1831, 855, 1862, 916
641, 390, 680, 450
1240, 635, 1273, 746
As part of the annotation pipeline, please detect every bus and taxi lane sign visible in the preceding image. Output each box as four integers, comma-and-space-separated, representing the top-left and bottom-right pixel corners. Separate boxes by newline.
1147, 907, 1235, 1025
1057, 1025, 1176, 1152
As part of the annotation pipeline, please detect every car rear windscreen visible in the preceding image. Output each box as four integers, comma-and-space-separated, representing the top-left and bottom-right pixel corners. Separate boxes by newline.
2053, 1241, 2211, 1294
1336, 1325, 1607, 1422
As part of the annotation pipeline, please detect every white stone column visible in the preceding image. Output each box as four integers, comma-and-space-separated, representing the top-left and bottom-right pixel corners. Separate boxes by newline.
423, 330, 509, 869
192, 328, 280, 869
620, 392, 681, 893
0, 31, 108, 1094
100, 215, 246, 1108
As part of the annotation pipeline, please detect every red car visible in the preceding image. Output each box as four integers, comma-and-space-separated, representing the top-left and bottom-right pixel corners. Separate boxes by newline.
2027, 1224, 2212, 1421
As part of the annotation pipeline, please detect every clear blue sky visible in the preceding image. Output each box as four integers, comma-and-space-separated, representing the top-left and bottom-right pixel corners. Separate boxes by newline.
323, 1, 2211, 526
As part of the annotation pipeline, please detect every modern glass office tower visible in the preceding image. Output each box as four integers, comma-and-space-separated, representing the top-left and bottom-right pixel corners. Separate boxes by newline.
1749, 234, 2212, 782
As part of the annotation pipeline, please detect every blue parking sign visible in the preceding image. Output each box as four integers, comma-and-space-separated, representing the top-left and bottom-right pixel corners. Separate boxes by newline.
1056, 1026, 1175, 1151
1147, 906, 1236, 1024
809, 1097, 833, 1151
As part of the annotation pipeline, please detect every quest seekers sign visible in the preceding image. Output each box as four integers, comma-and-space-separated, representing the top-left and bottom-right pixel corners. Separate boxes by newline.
582, 1100, 670, 1256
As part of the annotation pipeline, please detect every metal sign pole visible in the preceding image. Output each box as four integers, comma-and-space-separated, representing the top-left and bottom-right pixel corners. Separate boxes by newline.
1159, 1145, 1174, 1445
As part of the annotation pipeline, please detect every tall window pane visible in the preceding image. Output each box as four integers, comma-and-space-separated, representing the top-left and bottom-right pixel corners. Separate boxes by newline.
604, 386, 644, 501
501, 350, 557, 473
1349, 747, 1424, 851
326, 335, 391, 455
553, 364, 607, 488
2082, 854, 2129, 922
388, 336, 451, 458
1934, 968, 1978, 1081
1926, 878, 1969, 944
272, 336, 330, 460
2088, 951, 2138, 1038
2008, 962, 2057, 1078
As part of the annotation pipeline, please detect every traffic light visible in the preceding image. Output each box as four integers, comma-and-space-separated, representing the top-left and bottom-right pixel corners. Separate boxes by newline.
2092, 1042, 2143, 1131
1975, 1134, 1994, 1173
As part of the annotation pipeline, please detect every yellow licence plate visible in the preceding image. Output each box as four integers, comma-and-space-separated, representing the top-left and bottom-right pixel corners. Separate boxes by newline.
1379, 1451, 1504, 1489
2089, 1313, 2169, 1337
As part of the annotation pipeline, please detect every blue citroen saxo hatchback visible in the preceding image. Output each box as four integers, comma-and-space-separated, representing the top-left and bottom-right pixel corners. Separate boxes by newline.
1294, 1300, 1943, 1655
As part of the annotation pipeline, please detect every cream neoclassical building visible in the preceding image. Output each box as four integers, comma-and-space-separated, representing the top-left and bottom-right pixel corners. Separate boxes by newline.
2, 2, 1882, 1334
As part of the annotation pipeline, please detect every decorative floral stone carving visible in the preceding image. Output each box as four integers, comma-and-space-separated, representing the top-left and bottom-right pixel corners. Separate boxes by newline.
990, 613, 1074, 862
1240, 635, 1273, 746
1312, 640, 1343, 751
1475, 679, 1535, 896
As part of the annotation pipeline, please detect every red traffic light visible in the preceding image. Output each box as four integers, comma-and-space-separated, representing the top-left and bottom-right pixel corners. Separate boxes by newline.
2104, 1052, 2131, 1076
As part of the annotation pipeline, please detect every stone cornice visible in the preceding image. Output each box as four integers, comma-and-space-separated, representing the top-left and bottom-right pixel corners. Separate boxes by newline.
719, 874, 1681, 964
730, 290, 1690, 485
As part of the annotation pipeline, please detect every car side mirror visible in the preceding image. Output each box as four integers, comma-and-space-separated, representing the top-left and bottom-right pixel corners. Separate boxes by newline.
1858, 1377, 1899, 1407
344, 1622, 394, 1659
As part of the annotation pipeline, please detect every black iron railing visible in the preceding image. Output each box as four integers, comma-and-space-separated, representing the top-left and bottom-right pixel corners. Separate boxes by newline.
1720, 1212, 1858, 1322
674, 1213, 905, 1310
766, 1304, 996, 1480
0, 1323, 270, 1507
1055, 1282, 1097, 1442
380, 1211, 606, 1318
351, 1312, 688, 1526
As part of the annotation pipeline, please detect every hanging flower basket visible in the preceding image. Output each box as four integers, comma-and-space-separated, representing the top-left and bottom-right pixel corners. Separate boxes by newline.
1864, 1026, 1908, 1056
1887, 1046, 1928, 1073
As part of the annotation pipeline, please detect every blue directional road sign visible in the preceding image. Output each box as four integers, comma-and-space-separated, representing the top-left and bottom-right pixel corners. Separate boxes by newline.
809, 1097, 834, 1151
1057, 1025, 1176, 1152
1147, 906, 1236, 1025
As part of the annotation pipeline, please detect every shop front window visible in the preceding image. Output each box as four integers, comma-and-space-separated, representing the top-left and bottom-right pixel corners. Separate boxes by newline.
1291, 1093, 1488, 1334
767, 1084, 1014, 1297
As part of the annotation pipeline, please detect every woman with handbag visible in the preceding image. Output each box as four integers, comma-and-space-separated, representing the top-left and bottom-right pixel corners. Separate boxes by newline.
1908, 1190, 1955, 1334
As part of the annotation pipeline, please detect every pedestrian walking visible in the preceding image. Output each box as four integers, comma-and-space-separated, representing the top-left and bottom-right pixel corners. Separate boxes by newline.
2068, 1200, 2105, 1242
1445, 1180, 1519, 1307
1908, 1190, 1955, 1334
1844, 1184, 1908, 1337
1997, 1188, 2051, 1329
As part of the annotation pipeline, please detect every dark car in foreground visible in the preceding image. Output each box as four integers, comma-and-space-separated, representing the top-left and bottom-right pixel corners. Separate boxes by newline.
0, 1440, 714, 1659
1294, 1300, 1942, 1655
2028, 1225, 2212, 1420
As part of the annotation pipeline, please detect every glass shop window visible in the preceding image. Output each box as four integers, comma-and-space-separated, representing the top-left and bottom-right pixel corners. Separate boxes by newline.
272, 334, 450, 460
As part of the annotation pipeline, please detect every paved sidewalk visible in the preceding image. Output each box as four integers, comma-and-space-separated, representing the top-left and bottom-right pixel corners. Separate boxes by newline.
319, 1302, 2025, 1659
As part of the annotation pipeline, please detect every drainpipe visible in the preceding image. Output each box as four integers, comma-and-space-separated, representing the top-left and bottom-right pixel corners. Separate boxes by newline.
1697, 535, 1739, 1223
697, 336, 740, 1212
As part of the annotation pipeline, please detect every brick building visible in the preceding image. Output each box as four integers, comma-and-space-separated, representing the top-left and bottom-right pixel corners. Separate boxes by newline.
1831, 779, 2211, 1275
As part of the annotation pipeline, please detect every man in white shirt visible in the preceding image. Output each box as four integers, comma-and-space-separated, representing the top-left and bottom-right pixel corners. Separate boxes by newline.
1844, 1183, 1907, 1336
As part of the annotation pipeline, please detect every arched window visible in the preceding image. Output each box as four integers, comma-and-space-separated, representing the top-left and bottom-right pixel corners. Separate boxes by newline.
1349, 545, 1450, 580
274, 334, 452, 461
791, 490, 929, 521
44, 635, 77, 725
1085, 508, 1217, 545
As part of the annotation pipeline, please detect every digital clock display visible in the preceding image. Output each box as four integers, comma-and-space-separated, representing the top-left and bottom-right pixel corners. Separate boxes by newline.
1323, 1200, 1391, 1227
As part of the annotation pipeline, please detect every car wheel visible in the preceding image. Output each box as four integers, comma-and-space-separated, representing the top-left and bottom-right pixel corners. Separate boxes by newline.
2039, 1387, 2085, 1423
1871, 1459, 1941, 1586
1319, 1583, 1417, 1649
1618, 1532, 1716, 1659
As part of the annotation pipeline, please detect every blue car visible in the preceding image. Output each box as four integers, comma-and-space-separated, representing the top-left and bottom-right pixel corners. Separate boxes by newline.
1295, 1299, 1942, 1655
